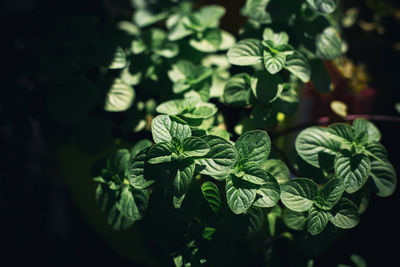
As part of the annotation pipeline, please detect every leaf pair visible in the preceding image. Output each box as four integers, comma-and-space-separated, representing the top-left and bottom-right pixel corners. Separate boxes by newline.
296, 119, 397, 196
167, 5, 235, 52
223, 131, 281, 214
94, 148, 149, 230
156, 97, 217, 121
227, 28, 311, 83
281, 178, 359, 235
168, 60, 213, 100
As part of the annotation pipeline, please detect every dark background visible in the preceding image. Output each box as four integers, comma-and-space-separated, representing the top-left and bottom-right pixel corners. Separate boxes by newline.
1, 0, 400, 266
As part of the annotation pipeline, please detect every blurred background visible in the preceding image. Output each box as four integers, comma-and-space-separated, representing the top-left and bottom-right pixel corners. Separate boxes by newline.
1, 0, 400, 266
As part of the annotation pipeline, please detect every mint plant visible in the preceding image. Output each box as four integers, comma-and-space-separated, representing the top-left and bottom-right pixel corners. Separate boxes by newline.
72, 0, 399, 266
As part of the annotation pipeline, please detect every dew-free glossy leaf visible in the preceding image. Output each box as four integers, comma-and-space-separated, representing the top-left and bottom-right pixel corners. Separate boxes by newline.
182, 136, 210, 158
128, 148, 157, 189
226, 175, 258, 214
263, 28, 289, 46
282, 208, 307, 230
241, 0, 271, 24
284, 51, 311, 83
108, 47, 127, 69
329, 198, 360, 229
182, 103, 217, 119
241, 162, 270, 185
263, 50, 286, 74
171, 159, 195, 197
307, 205, 330, 235
295, 127, 340, 168
151, 115, 191, 143
352, 118, 381, 142
201, 181, 221, 214
327, 123, 354, 143
250, 70, 282, 105
227, 39, 263, 66
281, 178, 318, 212
334, 151, 371, 194
306, 0, 338, 14
107, 149, 131, 179
147, 142, 175, 164
262, 159, 290, 185
223, 73, 252, 107
253, 172, 281, 208
130, 139, 153, 159
189, 28, 222, 53
104, 79, 135, 112
370, 160, 397, 197
316, 27, 343, 60
235, 130, 271, 165
314, 178, 344, 210
364, 142, 388, 160
156, 97, 199, 116
196, 135, 238, 177
133, 10, 168, 28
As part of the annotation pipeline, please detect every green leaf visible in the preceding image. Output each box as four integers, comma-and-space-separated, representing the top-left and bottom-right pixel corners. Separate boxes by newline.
295, 127, 340, 168
352, 118, 381, 142
147, 142, 175, 164
263, 28, 289, 46
316, 27, 343, 60
223, 73, 252, 107
281, 178, 318, 212
182, 103, 218, 119
182, 136, 210, 158
108, 47, 127, 69
327, 123, 355, 144
128, 148, 157, 189
262, 159, 290, 185
316, 178, 344, 211
189, 28, 222, 53
250, 70, 282, 104
226, 174, 258, 214
201, 181, 221, 214
104, 79, 135, 112
284, 51, 311, 83
364, 142, 388, 160
329, 198, 360, 229
219, 30, 236, 50
196, 135, 239, 177
350, 254, 367, 267
207, 127, 230, 141
156, 97, 199, 116
171, 159, 195, 197
241, 162, 270, 185
133, 10, 168, 28
334, 151, 371, 194
173, 194, 186, 209
253, 172, 281, 208
130, 139, 153, 159
241, 0, 271, 24
151, 115, 191, 143
107, 149, 131, 179
227, 39, 263, 66
306, 0, 338, 14
306, 205, 331, 235
263, 50, 286, 74
370, 160, 397, 197
235, 130, 271, 165
190, 5, 225, 29
282, 208, 307, 230
107, 205, 135, 231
